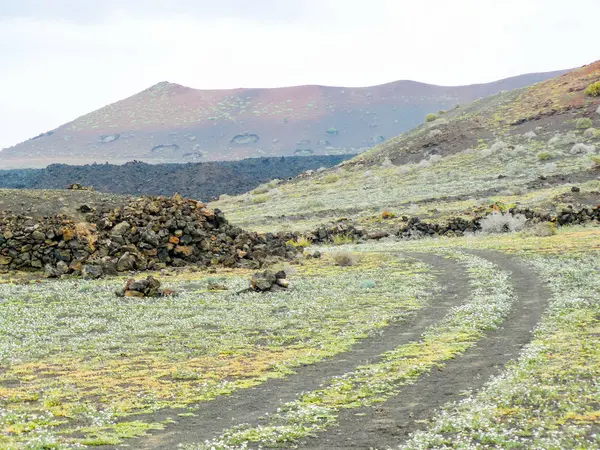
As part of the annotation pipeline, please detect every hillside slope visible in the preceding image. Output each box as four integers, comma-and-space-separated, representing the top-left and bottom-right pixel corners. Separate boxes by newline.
0, 70, 567, 168
210, 61, 600, 232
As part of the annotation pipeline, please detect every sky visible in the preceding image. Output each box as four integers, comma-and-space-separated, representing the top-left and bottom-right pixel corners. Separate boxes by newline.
0, 0, 599, 151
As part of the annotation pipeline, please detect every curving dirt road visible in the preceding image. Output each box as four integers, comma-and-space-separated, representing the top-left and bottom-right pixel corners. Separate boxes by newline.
124, 254, 471, 449
299, 251, 549, 449
119, 250, 549, 450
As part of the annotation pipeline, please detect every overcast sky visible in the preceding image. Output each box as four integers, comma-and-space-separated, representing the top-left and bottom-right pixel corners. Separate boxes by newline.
1, 0, 598, 150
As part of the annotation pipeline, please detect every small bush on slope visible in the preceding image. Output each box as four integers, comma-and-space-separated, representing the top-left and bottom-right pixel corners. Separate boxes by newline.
252, 185, 270, 194
585, 81, 600, 96
252, 194, 269, 204
425, 113, 438, 123
575, 117, 593, 130
571, 143, 595, 154
333, 234, 356, 245
321, 174, 340, 184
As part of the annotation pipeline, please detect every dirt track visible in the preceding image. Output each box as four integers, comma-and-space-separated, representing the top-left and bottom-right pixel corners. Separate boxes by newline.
299, 251, 549, 449
118, 251, 549, 450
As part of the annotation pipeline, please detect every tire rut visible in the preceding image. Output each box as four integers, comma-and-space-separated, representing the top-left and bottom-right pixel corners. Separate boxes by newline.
124, 254, 470, 449
298, 250, 550, 450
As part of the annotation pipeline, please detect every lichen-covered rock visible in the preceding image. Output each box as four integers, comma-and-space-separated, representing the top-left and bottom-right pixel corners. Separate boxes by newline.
116, 276, 172, 298
250, 270, 288, 292
44, 264, 62, 278
82, 265, 103, 279
117, 252, 137, 272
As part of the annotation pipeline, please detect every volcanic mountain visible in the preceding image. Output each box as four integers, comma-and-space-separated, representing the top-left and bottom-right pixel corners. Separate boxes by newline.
0, 70, 568, 168
210, 60, 600, 232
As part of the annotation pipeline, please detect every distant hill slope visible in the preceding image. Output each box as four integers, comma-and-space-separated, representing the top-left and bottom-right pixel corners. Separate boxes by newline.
0, 155, 351, 200
0, 70, 568, 169
210, 61, 600, 232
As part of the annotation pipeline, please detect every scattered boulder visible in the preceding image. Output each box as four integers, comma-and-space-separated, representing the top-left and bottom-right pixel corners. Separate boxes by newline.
82, 265, 103, 279
67, 183, 93, 191
250, 270, 289, 292
367, 230, 390, 240
44, 264, 62, 279
116, 276, 174, 298
78, 204, 93, 213
306, 219, 366, 244
116, 252, 137, 272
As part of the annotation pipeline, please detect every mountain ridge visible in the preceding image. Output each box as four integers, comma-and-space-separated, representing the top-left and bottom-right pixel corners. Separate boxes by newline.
0, 69, 568, 168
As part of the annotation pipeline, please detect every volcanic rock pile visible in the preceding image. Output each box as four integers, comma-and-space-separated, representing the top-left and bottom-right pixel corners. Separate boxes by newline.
305, 219, 366, 244
303, 205, 600, 243
0, 194, 299, 275
396, 206, 599, 238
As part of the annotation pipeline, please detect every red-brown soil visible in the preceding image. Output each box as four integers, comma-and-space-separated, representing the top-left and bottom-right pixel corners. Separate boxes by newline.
0, 71, 567, 168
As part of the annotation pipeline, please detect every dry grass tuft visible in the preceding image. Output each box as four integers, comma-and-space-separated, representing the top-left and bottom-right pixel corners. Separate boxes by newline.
332, 251, 357, 266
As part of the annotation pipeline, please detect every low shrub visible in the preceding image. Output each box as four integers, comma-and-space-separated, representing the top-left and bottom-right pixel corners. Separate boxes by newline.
506, 162, 525, 177
321, 174, 340, 184
571, 143, 595, 154
333, 234, 356, 245
522, 222, 557, 237
425, 113, 438, 123
288, 236, 312, 248
584, 127, 600, 139
590, 155, 600, 169
332, 251, 357, 266
585, 81, 600, 97
549, 132, 577, 147
252, 194, 269, 204
536, 151, 554, 161
576, 118, 593, 130
252, 185, 270, 195
481, 140, 506, 158
490, 140, 507, 153
381, 157, 394, 168
479, 211, 527, 233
